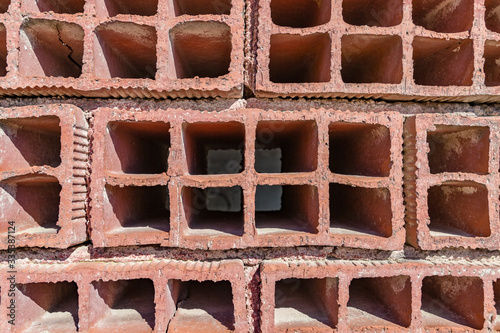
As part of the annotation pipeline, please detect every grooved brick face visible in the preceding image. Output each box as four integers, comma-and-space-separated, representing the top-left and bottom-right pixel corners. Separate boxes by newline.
90, 107, 404, 250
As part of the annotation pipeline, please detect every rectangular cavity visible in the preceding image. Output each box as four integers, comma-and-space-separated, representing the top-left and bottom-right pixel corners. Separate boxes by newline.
427, 181, 490, 237
274, 278, 338, 331
348, 276, 411, 329
421, 276, 484, 329
329, 122, 391, 177
413, 0, 473, 32
255, 184, 319, 235
21, 0, 84, 13
271, 0, 331, 28
255, 120, 317, 173
486, 0, 500, 33
0, 0, 9, 12
484, 40, 500, 86
330, 184, 392, 238
95, 0, 158, 17
183, 121, 245, 175
89, 279, 155, 332
0, 23, 7, 76
342, 0, 402, 27
104, 121, 170, 174
172, 0, 231, 15
493, 279, 500, 330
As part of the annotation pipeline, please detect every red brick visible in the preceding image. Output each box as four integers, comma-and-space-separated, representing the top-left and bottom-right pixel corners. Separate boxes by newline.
0, 104, 88, 249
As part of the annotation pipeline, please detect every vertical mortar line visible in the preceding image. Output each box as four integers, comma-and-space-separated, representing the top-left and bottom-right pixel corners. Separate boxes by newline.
390, 111, 405, 248
402, 0, 414, 96
152, 273, 167, 333
330, 0, 343, 90
77, 16, 93, 80
169, 115, 185, 247
474, 0, 487, 89
244, 114, 257, 240
412, 268, 424, 331
336, 267, 350, 332
316, 109, 330, 239
6, 18, 21, 85
483, 275, 495, 331
77, 274, 91, 332
155, 0, 170, 83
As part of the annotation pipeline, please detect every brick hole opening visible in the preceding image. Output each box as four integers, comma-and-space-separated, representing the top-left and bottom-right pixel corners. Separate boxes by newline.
427, 181, 490, 237
105, 121, 170, 174
183, 122, 244, 175
172, 0, 231, 15
22, 0, 84, 13
341, 35, 402, 84
484, 40, 500, 86
0, 116, 61, 171
256, 120, 318, 173
493, 279, 500, 330
0, 174, 61, 234
96, 0, 158, 17
270, 0, 331, 28
274, 278, 338, 331
104, 184, 170, 233
342, 0, 403, 26
330, 184, 392, 238
255, 148, 281, 173
421, 276, 484, 329
413, 0, 473, 32
20, 19, 84, 78
329, 122, 391, 177
169, 21, 231, 79
427, 125, 490, 174
182, 186, 244, 236
94, 22, 157, 79
486, 0, 500, 32
0, 0, 10, 12
0, 24, 7, 76
413, 37, 473, 86
90, 279, 155, 332
17, 282, 78, 332
255, 184, 319, 235
270, 33, 331, 83
167, 280, 235, 332
347, 276, 411, 328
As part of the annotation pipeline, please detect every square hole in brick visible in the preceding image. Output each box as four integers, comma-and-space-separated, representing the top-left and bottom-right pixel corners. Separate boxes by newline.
330, 184, 392, 238
172, 0, 231, 15
0, 23, 7, 77
95, 0, 158, 17
169, 21, 231, 79
270, 0, 330, 28
255, 184, 319, 235
256, 121, 317, 173
413, 0, 473, 32
89, 279, 155, 332
94, 22, 157, 79
0, 174, 61, 235
183, 122, 244, 175
105, 121, 170, 174
347, 276, 411, 329
17, 282, 78, 332
274, 278, 338, 331
427, 181, 490, 237
413, 37, 473, 86
20, 19, 84, 78
0, 0, 9, 12
493, 279, 500, 330
486, 0, 500, 33
342, 0, 402, 26
341, 35, 402, 84
427, 125, 490, 174
21, 0, 84, 13
0, 116, 61, 171
329, 122, 391, 177
104, 185, 170, 233
421, 276, 484, 330
484, 40, 500, 86
270, 33, 331, 83
182, 186, 244, 236
167, 280, 235, 331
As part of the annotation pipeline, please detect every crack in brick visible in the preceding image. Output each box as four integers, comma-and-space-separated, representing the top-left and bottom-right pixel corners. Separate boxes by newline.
56, 24, 81, 70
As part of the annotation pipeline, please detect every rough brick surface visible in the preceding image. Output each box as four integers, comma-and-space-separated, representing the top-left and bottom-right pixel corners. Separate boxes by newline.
0, 104, 88, 249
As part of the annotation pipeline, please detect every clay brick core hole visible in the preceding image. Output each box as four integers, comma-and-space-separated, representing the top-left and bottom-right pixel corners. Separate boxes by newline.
347, 276, 411, 328
269, 33, 331, 83
330, 184, 393, 238
255, 184, 319, 235
0, 115, 61, 171
342, 0, 403, 27
0, 24, 7, 76
183, 122, 244, 175
274, 278, 339, 331
105, 121, 170, 174
270, 0, 331, 28
169, 21, 232, 79
94, 22, 157, 79
0, 174, 61, 233
104, 185, 170, 233
17, 282, 79, 332
427, 125, 490, 174
182, 186, 244, 236
427, 181, 490, 237
167, 280, 235, 332
421, 276, 484, 329
20, 19, 84, 78
493, 279, 500, 330
0, 0, 9, 13
172, 0, 231, 15
329, 122, 391, 177
89, 279, 155, 332
484, 40, 500, 86
486, 0, 500, 32
95, 0, 158, 17
413, 37, 474, 86
22, 0, 84, 13
413, 0, 473, 32
341, 35, 403, 84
